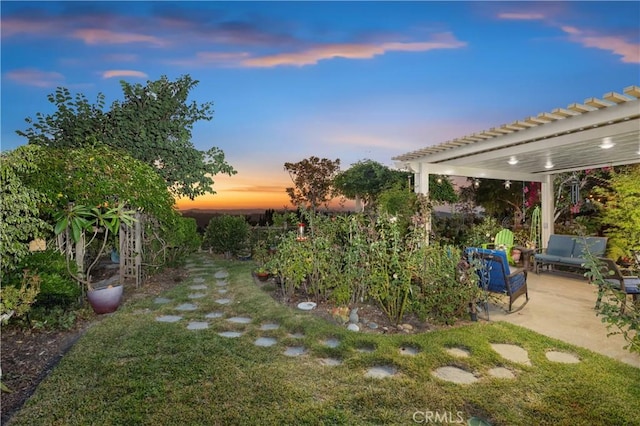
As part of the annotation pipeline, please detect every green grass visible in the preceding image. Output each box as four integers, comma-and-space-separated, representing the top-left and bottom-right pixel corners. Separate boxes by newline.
9, 253, 640, 425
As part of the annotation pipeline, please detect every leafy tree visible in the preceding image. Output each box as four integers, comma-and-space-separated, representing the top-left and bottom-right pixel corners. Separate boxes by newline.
284, 156, 341, 213
203, 215, 250, 258
17, 75, 236, 199
460, 179, 529, 227
0, 145, 51, 277
592, 165, 640, 260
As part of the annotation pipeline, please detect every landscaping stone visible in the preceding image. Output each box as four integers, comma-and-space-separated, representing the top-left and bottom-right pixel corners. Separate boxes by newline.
214, 271, 229, 279
365, 365, 397, 378
399, 346, 420, 356
488, 367, 516, 379
260, 323, 280, 331
175, 303, 198, 311
288, 332, 305, 339
189, 284, 207, 290
347, 323, 360, 332
192, 277, 205, 284
254, 337, 278, 347
154, 297, 171, 304
188, 293, 206, 299
227, 316, 252, 324
214, 298, 232, 305
367, 322, 379, 330
321, 338, 340, 348
205, 312, 224, 319
545, 351, 581, 363
446, 347, 471, 358
218, 331, 243, 338
490, 343, 532, 366
431, 366, 478, 384
216, 281, 228, 287
156, 315, 182, 323
217, 289, 228, 294
318, 358, 342, 366
187, 321, 209, 330
284, 347, 306, 356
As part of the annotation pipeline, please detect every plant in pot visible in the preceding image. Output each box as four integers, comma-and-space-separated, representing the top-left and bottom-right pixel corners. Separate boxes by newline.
53, 202, 136, 314
252, 240, 272, 281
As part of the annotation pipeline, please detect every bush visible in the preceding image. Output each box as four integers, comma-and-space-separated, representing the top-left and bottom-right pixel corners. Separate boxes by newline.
0, 270, 41, 325
203, 215, 250, 258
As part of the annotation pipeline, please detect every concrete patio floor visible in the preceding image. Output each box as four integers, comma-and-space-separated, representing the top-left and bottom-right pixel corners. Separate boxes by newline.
483, 270, 640, 368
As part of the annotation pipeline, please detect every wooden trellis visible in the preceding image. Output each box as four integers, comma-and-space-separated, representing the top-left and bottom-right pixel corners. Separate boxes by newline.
119, 212, 143, 288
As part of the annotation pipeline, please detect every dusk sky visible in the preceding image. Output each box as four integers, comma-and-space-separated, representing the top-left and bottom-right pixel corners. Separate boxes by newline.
2, 1, 639, 210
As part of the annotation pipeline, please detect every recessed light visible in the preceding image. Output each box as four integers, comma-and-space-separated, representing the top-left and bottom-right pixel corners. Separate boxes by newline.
507, 156, 518, 165
600, 137, 614, 149
544, 160, 554, 169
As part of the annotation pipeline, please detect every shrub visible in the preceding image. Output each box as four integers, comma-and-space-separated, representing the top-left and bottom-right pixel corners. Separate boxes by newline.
203, 215, 250, 258
0, 270, 41, 325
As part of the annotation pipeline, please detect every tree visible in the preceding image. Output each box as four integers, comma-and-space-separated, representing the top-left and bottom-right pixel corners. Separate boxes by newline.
17, 75, 236, 200
0, 145, 52, 278
284, 156, 341, 212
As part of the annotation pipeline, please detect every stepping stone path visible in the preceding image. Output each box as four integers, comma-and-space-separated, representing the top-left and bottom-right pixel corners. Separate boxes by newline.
154, 255, 584, 386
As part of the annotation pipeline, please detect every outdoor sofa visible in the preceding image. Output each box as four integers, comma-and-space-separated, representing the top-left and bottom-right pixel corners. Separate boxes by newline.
534, 235, 607, 275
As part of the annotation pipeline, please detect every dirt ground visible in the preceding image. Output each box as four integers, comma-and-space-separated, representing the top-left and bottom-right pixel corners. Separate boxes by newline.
1, 264, 445, 423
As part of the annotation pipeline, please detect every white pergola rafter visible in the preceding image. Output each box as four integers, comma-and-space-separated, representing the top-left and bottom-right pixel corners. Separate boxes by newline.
393, 86, 640, 246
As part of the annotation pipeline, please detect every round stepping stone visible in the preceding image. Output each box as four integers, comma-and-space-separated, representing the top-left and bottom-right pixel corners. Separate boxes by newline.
218, 331, 243, 338
446, 347, 471, 358
187, 321, 209, 330
399, 346, 420, 356
490, 344, 532, 366
432, 366, 478, 384
260, 323, 280, 331
321, 338, 340, 348
192, 277, 205, 284
188, 293, 206, 299
189, 284, 207, 290
217, 289, 228, 294
284, 346, 306, 357
365, 365, 397, 379
216, 281, 228, 287
214, 298, 232, 305
288, 332, 305, 339
227, 316, 251, 324
214, 271, 229, 279
205, 312, 224, 319
297, 302, 316, 310
175, 303, 198, 311
545, 351, 581, 364
488, 367, 515, 379
156, 315, 182, 323
254, 337, 278, 347
154, 297, 171, 304
319, 358, 342, 366
356, 345, 375, 353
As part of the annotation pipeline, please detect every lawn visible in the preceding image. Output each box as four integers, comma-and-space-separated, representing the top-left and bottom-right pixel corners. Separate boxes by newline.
8, 253, 640, 425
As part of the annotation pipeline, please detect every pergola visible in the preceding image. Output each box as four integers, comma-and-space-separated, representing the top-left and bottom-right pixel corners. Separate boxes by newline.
393, 85, 640, 246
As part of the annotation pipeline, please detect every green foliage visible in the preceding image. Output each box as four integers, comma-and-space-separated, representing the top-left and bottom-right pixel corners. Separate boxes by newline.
203, 215, 250, 257
266, 231, 314, 300
284, 156, 341, 212
162, 215, 202, 266
0, 271, 41, 325
464, 216, 502, 248
593, 165, 640, 260
0, 145, 51, 277
18, 75, 236, 200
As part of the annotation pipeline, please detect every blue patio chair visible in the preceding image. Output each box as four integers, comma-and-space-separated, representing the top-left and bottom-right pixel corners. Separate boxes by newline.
466, 247, 529, 312
595, 257, 640, 314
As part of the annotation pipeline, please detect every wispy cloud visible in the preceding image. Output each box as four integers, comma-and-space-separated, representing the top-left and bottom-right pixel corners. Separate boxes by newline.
498, 12, 545, 21
102, 70, 148, 79
4, 68, 64, 88
241, 33, 466, 68
73, 29, 166, 47
561, 26, 639, 64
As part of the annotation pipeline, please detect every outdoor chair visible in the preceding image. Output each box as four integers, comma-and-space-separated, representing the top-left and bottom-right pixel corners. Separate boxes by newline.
595, 257, 640, 314
466, 247, 529, 312
483, 228, 515, 265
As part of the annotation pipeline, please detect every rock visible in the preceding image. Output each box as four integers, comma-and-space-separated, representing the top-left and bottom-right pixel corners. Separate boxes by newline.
347, 323, 360, 332
400, 323, 413, 331
367, 322, 378, 329
349, 307, 359, 324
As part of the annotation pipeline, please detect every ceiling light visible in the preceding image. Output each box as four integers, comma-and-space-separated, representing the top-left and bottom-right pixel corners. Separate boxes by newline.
473, 179, 480, 188
600, 137, 615, 149
544, 160, 554, 169
504, 180, 512, 189
507, 156, 518, 165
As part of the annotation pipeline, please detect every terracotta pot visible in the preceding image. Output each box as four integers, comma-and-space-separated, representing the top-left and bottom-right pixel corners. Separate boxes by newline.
511, 249, 522, 263
87, 285, 123, 314
256, 272, 270, 282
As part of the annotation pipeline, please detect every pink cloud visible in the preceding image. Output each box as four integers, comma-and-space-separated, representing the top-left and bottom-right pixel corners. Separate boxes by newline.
561, 26, 639, 64
72, 29, 166, 47
498, 12, 545, 20
241, 32, 466, 68
102, 70, 148, 79
4, 68, 64, 88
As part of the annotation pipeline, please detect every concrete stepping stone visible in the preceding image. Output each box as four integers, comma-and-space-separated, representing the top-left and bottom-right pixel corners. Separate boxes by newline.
356, 345, 375, 353
490, 344, 532, 366
192, 277, 205, 284
321, 338, 340, 348
175, 303, 198, 311
284, 346, 306, 357
288, 332, 305, 339
227, 316, 252, 324
446, 347, 471, 358
190, 284, 207, 290
218, 331, 243, 338
205, 311, 224, 319
217, 289, 228, 294
488, 367, 516, 379
187, 321, 209, 330
254, 337, 278, 347
214, 271, 229, 279
432, 366, 479, 384
545, 351, 581, 363
365, 365, 397, 379
216, 281, 228, 287
188, 293, 207, 299
154, 297, 171, 304
399, 346, 420, 356
260, 323, 280, 331
214, 298, 232, 305
318, 358, 342, 366
156, 315, 182, 323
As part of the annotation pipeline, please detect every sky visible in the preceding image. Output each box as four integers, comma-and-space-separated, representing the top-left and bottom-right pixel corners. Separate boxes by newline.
1, 1, 639, 211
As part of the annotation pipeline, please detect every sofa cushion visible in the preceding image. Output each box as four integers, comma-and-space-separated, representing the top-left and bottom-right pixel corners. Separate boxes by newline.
573, 237, 607, 258
546, 235, 574, 257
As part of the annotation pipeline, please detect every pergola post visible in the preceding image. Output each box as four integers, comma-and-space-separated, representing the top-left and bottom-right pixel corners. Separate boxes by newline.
540, 174, 554, 249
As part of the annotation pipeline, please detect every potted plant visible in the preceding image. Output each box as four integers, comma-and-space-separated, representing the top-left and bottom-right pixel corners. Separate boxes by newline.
54, 202, 136, 314
254, 266, 271, 282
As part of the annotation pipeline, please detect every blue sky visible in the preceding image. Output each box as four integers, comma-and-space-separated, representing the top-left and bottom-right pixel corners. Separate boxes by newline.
1, 1, 638, 209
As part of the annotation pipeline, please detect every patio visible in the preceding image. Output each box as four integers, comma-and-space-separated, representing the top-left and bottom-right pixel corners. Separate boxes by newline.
485, 271, 640, 368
